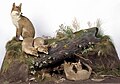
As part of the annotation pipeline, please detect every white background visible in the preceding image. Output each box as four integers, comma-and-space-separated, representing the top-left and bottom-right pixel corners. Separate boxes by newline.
0, 0, 120, 69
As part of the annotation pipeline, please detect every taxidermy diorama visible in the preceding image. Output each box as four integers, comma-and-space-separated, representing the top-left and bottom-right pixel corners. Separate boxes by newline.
0, 3, 120, 84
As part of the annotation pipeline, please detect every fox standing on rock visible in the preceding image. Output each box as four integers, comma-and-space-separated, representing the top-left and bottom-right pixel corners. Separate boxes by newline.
11, 3, 35, 40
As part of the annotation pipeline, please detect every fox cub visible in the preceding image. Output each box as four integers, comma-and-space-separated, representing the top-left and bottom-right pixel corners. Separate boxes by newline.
64, 60, 92, 81
34, 37, 48, 54
22, 37, 48, 56
34, 37, 45, 49
11, 3, 35, 40
22, 37, 38, 56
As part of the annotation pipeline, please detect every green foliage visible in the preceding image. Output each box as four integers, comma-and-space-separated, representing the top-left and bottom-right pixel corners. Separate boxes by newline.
56, 24, 73, 39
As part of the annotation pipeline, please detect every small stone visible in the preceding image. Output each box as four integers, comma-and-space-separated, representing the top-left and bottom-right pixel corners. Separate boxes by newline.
43, 55, 46, 58
65, 52, 68, 55
78, 45, 82, 48
91, 42, 94, 44
32, 60, 35, 64
48, 60, 52, 63
35, 62, 39, 66
43, 61, 47, 64
98, 50, 101, 56
89, 42, 91, 45
29, 77, 35, 81
91, 45, 94, 48
53, 57, 55, 60
48, 56, 52, 60
88, 47, 93, 51
39, 63, 43, 68
30, 66, 34, 69
30, 70, 36, 75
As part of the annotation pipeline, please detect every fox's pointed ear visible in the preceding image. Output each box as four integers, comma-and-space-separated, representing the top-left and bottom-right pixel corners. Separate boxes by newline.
13, 3, 15, 7
78, 60, 81, 63
64, 61, 67, 64
19, 3, 22, 8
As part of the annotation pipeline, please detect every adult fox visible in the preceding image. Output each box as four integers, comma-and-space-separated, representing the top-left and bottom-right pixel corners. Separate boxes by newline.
11, 3, 35, 40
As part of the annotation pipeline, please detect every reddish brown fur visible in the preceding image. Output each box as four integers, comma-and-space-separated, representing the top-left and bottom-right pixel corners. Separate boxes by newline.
11, 3, 35, 40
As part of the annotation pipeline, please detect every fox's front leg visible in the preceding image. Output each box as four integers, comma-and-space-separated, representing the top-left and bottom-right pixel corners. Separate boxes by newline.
16, 28, 22, 40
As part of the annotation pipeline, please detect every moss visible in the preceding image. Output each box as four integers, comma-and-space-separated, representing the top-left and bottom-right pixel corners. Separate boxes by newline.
6, 37, 19, 49
25, 55, 35, 66
3, 81, 9, 84
73, 29, 85, 38
6, 41, 22, 52
94, 68, 120, 76
1, 59, 10, 74
46, 38, 57, 44
94, 63, 120, 76
95, 38, 114, 57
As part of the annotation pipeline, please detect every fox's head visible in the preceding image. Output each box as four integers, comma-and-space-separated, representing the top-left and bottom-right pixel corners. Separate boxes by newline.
11, 3, 22, 16
64, 61, 73, 70
38, 45, 49, 54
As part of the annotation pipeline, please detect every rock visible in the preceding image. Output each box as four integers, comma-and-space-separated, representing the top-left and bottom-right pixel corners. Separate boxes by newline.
0, 27, 120, 84
1, 60, 28, 82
